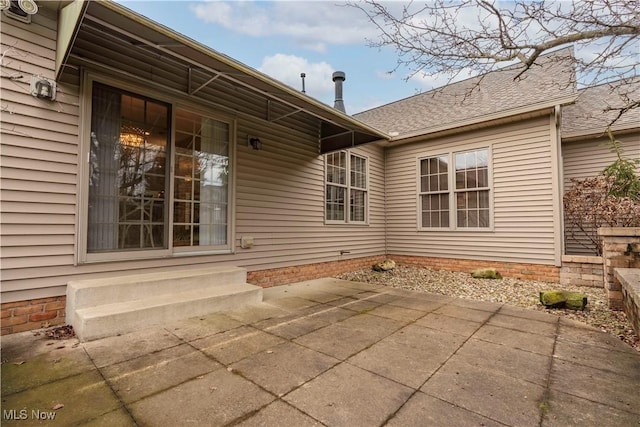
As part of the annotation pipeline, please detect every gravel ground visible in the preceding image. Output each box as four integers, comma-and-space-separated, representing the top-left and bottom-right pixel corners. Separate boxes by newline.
336, 266, 639, 352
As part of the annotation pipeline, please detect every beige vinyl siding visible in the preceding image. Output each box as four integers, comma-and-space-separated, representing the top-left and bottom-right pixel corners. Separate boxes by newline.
385, 115, 559, 265
1, 9, 80, 299
562, 131, 640, 255
233, 120, 386, 270
1, 114, 385, 300
0, 11, 385, 303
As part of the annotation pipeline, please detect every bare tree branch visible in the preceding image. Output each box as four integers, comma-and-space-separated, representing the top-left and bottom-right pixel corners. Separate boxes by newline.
350, 0, 640, 125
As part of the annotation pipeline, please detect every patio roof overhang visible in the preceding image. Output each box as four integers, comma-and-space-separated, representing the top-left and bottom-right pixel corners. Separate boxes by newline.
56, 0, 388, 153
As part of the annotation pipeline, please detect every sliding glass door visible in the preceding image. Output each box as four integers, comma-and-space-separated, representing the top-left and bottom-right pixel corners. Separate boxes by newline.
86, 82, 231, 257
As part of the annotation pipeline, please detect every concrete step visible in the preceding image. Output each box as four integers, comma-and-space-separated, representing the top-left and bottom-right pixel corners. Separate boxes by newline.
73, 283, 262, 341
67, 266, 247, 313
66, 266, 262, 341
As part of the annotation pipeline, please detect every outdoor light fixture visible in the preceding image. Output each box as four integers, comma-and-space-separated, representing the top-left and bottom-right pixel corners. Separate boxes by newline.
248, 136, 262, 150
2, 0, 38, 23
30, 75, 56, 101
18, 0, 37, 13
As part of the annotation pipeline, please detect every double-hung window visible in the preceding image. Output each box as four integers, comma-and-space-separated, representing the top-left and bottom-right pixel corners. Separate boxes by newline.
454, 149, 490, 228
419, 155, 450, 228
419, 147, 491, 229
84, 81, 232, 260
325, 151, 368, 223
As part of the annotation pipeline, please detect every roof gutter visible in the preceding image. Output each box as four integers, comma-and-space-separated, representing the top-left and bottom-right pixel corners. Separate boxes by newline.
562, 124, 640, 141
385, 94, 579, 146
95, 1, 387, 141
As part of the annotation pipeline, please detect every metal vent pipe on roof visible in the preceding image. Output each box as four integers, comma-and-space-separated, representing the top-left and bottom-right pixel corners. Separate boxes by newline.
332, 71, 346, 113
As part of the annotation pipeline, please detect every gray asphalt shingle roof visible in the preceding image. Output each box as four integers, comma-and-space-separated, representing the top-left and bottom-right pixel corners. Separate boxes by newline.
562, 78, 640, 137
354, 48, 577, 137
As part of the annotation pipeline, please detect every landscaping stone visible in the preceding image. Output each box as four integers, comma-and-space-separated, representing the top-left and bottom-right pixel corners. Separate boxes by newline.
470, 267, 502, 279
373, 259, 396, 272
540, 290, 587, 310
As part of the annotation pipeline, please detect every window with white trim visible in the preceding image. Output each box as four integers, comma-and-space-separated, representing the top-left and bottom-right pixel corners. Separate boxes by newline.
325, 151, 368, 223
419, 147, 490, 229
454, 149, 490, 228
419, 155, 450, 228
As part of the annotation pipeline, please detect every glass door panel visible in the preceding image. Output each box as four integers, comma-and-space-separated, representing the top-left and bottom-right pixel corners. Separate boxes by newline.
87, 83, 170, 252
173, 109, 230, 248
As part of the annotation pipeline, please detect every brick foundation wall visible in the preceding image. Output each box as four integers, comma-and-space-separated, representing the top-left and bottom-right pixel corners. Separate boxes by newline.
560, 255, 604, 288
247, 256, 386, 287
2, 253, 562, 336
389, 255, 560, 282
1, 296, 66, 336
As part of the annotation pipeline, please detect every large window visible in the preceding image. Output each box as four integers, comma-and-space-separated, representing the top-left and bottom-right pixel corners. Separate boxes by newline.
325, 151, 368, 223
419, 148, 490, 229
86, 82, 231, 257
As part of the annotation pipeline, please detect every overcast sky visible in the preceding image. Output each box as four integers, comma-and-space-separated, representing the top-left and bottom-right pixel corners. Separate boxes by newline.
118, 0, 442, 114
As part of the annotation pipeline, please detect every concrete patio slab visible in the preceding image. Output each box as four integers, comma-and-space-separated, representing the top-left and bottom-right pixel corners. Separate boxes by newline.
236, 400, 323, 427
100, 343, 219, 403
385, 323, 468, 351
230, 341, 339, 396
82, 407, 136, 426
433, 303, 495, 323
191, 325, 285, 365
415, 312, 484, 336
550, 358, 640, 414
2, 369, 121, 426
385, 391, 504, 427
542, 389, 640, 427
284, 363, 413, 427
366, 304, 426, 323
361, 292, 405, 305
168, 312, 244, 342
498, 304, 560, 323
421, 361, 546, 426
553, 338, 640, 376
2, 278, 639, 427
82, 327, 183, 368
473, 323, 557, 355
557, 317, 639, 351
253, 305, 354, 340
263, 296, 323, 311
1, 344, 94, 396
449, 297, 503, 312
293, 314, 404, 360
386, 295, 450, 312
326, 296, 383, 312
449, 338, 551, 386
347, 336, 450, 388
127, 367, 275, 426
487, 312, 559, 336
222, 303, 290, 324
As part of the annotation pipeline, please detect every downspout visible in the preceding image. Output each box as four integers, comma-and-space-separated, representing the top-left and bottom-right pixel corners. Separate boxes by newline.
551, 105, 564, 266
383, 146, 389, 258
